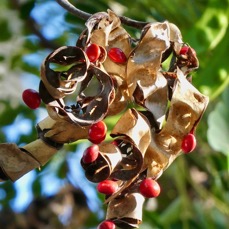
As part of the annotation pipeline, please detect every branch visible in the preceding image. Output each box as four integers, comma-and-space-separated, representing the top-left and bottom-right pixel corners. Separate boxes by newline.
119, 16, 149, 29
56, 0, 91, 20
56, 0, 148, 29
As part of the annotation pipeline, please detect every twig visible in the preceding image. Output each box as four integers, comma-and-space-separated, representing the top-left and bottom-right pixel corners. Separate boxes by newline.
56, 0, 91, 20
119, 16, 148, 29
56, 0, 148, 29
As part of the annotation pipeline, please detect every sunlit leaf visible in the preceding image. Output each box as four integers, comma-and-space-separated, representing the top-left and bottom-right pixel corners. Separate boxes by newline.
207, 89, 229, 155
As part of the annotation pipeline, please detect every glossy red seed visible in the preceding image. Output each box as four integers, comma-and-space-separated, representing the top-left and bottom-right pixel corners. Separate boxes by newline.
181, 133, 196, 153
88, 121, 107, 144
97, 180, 118, 195
108, 47, 127, 64
89, 135, 106, 144
86, 43, 101, 62
22, 89, 41, 109
82, 144, 99, 164
97, 220, 116, 229
179, 46, 189, 55
139, 178, 161, 198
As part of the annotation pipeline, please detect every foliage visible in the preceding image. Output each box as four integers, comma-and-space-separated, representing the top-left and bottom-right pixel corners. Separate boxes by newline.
0, 0, 228, 228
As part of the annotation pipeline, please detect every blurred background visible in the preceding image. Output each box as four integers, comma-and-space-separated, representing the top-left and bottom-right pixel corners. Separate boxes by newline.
0, 0, 228, 228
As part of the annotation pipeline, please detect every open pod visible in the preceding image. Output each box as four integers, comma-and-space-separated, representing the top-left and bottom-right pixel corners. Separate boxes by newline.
36, 116, 89, 145
81, 142, 122, 183
78, 10, 132, 80
0, 7, 210, 229
126, 21, 170, 98
40, 46, 90, 100
106, 192, 145, 229
109, 108, 151, 181
77, 10, 133, 116
0, 143, 41, 182
144, 69, 209, 178
40, 47, 115, 125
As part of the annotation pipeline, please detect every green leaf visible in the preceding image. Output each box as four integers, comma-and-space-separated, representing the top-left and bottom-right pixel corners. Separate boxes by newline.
207, 89, 229, 155
0, 182, 16, 207
56, 160, 69, 179
19, 0, 35, 20
0, 102, 22, 126
32, 177, 42, 198
0, 19, 12, 41
158, 197, 182, 226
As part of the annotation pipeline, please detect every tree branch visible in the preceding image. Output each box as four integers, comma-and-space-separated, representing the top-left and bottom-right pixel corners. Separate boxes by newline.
56, 0, 148, 29
119, 15, 148, 29
56, 0, 92, 20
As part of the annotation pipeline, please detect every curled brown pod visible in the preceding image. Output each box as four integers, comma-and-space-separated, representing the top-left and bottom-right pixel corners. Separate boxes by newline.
39, 46, 115, 125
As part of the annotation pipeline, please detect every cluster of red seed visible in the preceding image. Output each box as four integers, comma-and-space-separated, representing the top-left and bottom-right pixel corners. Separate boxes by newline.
22, 45, 197, 155
21, 43, 198, 229
79, 41, 197, 228
81, 120, 162, 229
86, 43, 127, 64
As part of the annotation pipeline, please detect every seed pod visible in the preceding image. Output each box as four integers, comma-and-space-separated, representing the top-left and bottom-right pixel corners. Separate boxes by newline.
106, 192, 145, 228
81, 142, 122, 183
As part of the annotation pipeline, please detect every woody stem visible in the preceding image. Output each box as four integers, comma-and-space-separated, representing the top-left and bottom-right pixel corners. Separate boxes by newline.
56, 0, 149, 29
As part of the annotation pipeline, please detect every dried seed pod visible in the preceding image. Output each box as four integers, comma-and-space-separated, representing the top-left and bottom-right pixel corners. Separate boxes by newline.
144, 69, 209, 178
126, 21, 170, 98
80, 10, 133, 79
106, 75, 129, 116
161, 68, 208, 141
40, 46, 90, 100
0, 8, 209, 229
106, 192, 145, 228
111, 109, 151, 154
110, 139, 143, 181
144, 141, 170, 179
37, 116, 89, 144
81, 142, 122, 183
40, 62, 115, 125
177, 46, 199, 74
0, 143, 41, 182
133, 71, 168, 129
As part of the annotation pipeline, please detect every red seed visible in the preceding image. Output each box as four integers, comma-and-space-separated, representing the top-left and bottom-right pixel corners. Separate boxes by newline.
139, 178, 161, 198
181, 133, 196, 153
88, 121, 107, 144
179, 46, 189, 55
22, 89, 41, 109
108, 47, 127, 64
89, 135, 106, 144
97, 220, 116, 229
85, 43, 101, 62
82, 144, 99, 164
97, 180, 118, 195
